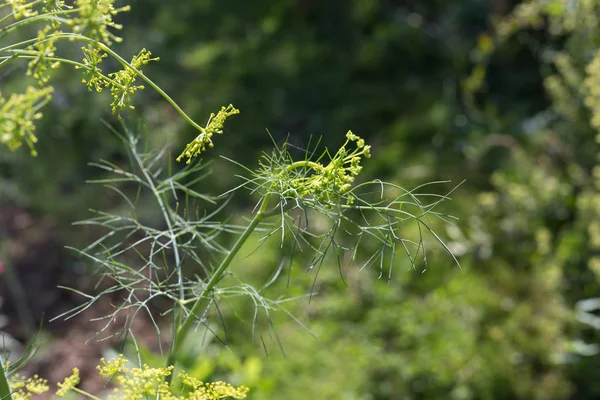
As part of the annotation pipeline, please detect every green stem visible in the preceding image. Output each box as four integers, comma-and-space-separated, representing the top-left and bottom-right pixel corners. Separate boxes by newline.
4, 52, 118, 86
0, 38, 40, 53
59, 33, 206, 133
72, 387, 102, 400
165, 193, 273, 380
0, 13, 69, 40
1, 31, 205, 134
286, 160, 322, 172
163, 157, 343, 375
91, 39, 205, 133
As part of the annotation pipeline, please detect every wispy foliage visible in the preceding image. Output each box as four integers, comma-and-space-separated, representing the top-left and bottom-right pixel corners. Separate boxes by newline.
58, 114, 460, 382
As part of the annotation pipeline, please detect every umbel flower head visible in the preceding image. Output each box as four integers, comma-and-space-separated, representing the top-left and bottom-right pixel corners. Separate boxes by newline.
75, 46, 159, 112
42, 0, 70, 13
94, 355, 249, 400
55, 368, 80, 397
9, 355, 249, 399
0, 86, 54, 156
265, 130, 371, 205
107, 48, 159, 113
69, 0, 131, 45
26, 26, 62, 86
301, 130, 371, 204
8, 374, 50, 400
5, 0, 38, 19
78, 44, 109, 92
177, 104, 240, 163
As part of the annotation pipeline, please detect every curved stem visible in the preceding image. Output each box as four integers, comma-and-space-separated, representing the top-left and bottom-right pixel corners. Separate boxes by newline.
1, 31, 205, 134
165, 193, 273, 380
0, 38, 41, 53
286, 160, 322, 172
5, 52, 121, 86
0, 14, 69, 40
90, 38, 205, 133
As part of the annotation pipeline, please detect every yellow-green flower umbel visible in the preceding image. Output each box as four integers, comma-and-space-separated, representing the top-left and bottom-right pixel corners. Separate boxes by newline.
107, 48, 159, 113
0, 86, 54, 156
270, 130, 371, 205
300, 130, 371, 204
177, 104, 240, 163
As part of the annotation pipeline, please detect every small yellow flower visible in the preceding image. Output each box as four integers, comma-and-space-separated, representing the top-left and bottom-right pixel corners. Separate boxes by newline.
179, 372, 249, 399
56, 367, 80, 397
177, 104, 240, 163
97, 354, 128, 377
0, 86, 54, 156
298, 130, 371, 204
77, 45, 109, 92
9, 374, 49, 400
6, 0, 38, 19
107, 48, 159, 113
69, 0, 131, 45
26, 26, 62, 86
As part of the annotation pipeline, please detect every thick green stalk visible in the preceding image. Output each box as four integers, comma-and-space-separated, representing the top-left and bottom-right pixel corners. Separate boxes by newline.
163, 147, 327, 374
165, 194, 272, 377
165, 159, 322, 372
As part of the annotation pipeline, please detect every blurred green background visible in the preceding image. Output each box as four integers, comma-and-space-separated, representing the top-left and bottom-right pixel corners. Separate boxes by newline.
2, 0, 600, 399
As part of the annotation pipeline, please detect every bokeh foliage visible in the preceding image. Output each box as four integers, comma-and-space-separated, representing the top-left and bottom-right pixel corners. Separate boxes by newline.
2, 0, 600, 399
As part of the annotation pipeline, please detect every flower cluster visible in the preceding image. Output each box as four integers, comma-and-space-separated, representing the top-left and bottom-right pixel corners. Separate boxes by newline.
115, 364, 174, 399
26, 26, 62, 86
1, 0, 138, 156
292, 131, 371, 205
8, 374, 49, 400
107, 48, 159, 113
7, 355, 249, 399
2, 0, 216, 157
95, 355, 248, 400
68, 0, 131, 45
74, 46, 158, 112
5, 0, 38, 19
179, 373, 249, 399
97, 353, 128, 377
177, 104, 240, 163
55, 368, 80, 397
0, 86, 54, 156
78, 44, 109, 92
42, 0, 69, 13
